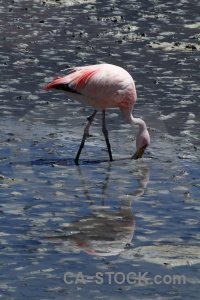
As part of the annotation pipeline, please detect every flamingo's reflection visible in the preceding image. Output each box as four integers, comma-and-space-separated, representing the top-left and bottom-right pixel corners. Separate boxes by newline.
49, 161, 149, 256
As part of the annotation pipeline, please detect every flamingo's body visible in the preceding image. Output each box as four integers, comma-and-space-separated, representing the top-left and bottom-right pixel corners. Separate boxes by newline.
43, 64, 150, 164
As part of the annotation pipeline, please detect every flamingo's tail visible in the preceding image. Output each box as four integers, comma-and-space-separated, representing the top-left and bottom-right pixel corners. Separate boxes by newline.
43, 75, 81, 94
43, 76, 67, 90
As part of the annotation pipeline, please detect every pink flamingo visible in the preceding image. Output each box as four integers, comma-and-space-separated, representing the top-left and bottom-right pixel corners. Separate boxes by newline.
43, 64, 150, 165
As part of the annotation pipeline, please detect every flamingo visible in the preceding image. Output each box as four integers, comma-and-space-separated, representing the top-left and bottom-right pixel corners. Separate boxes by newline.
43, 63, 150, 165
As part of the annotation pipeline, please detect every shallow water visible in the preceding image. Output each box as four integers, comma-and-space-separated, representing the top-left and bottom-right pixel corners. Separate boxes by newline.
0, 0, 200, 299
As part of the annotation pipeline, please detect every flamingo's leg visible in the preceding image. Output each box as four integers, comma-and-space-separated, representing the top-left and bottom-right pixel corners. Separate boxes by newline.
75, 110, 97, 165
102, 110, 113, 162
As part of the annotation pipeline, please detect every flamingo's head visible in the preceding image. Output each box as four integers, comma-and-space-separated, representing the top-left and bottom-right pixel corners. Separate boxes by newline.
132, 127, 150, 159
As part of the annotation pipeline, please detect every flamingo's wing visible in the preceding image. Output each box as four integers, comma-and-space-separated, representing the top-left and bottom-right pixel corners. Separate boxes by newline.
43, 64, 136, 110
43, 65, 100, 95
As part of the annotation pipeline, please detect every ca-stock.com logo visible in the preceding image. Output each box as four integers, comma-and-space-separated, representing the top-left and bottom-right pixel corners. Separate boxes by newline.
63, 271, 186, 286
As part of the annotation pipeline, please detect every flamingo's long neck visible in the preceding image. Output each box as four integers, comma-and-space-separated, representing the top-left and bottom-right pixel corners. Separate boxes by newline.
120, 108, 147, 131
120, 107, 150, 151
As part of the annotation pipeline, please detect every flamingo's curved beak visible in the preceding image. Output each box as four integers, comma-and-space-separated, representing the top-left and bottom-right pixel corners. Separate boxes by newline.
131, 144, 147, 160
